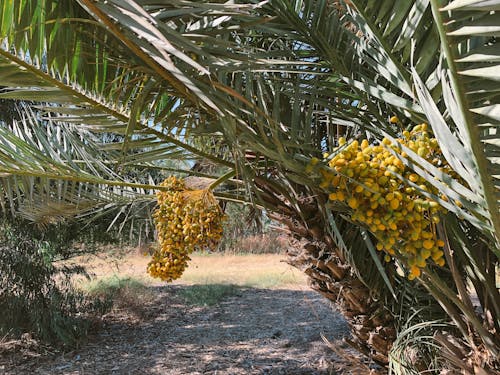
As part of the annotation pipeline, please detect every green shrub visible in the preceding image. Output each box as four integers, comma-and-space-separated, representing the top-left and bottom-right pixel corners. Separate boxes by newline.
0, 220, 108, 347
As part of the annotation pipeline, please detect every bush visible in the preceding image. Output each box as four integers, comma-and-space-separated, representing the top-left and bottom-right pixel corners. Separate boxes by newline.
217, 202, 289, 253
84, 276, 155, 318
230, 232, 289, 254
0, 219, 108, 347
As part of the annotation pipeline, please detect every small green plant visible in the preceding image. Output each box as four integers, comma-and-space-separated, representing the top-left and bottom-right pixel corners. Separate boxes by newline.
83, 276, 155, 316
179, 284, 240, 306
84, 275, 147, 297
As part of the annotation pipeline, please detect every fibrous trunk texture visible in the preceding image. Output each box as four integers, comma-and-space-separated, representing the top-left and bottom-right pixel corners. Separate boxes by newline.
273, 213, 395, 365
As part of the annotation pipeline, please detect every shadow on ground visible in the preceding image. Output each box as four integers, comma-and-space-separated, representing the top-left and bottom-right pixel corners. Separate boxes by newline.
1, 285, 353, 375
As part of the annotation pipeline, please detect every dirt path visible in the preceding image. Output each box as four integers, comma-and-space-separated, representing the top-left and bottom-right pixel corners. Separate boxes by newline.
1, 285, 360, 374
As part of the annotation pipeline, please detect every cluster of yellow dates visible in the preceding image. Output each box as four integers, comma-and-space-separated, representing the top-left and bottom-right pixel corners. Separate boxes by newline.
148, 176, 224, 281
312, 124, 452, 280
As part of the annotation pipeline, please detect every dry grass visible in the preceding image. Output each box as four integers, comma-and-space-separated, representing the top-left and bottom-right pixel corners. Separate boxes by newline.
83, 276, 156, 318
180, 253, 307, 288
73, 252, 308, 290
71, 251, 308, 322
223, 233, 289, 254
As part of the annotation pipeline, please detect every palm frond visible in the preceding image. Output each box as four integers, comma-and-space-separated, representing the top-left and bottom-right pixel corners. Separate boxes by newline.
430, 0, 500, 249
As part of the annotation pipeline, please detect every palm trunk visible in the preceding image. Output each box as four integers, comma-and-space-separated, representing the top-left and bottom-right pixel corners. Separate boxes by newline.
269, 211, 395, 365
253, 176, 395, 365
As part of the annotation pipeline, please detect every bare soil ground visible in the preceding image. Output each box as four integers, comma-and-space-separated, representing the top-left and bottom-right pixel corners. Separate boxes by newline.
0, 253, 373, 374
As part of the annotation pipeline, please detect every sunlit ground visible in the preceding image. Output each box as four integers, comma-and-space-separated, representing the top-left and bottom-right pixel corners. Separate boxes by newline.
71, 250, 308, 290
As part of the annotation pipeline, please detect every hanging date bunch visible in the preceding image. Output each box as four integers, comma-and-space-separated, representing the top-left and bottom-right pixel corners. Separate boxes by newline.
148, 176, 225, 281
310, 123, 461, 280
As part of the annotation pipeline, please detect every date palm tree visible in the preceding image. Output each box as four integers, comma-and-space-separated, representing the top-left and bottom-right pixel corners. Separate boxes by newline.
0, 0, 498, 372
